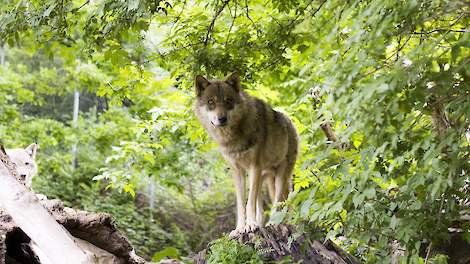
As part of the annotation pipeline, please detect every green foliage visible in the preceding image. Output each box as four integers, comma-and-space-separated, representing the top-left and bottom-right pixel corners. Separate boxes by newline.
428, 254, 449, 264
206, 237, 263, 264
0, 0, 170, 50
152, 247, 181, 262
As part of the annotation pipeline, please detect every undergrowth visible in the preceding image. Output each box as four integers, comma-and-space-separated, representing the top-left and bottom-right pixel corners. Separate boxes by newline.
206, 237, 263, 264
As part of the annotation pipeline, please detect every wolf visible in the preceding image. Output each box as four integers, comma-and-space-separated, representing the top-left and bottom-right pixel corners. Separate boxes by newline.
194, 72, 299, 237
5, 143, 39, 188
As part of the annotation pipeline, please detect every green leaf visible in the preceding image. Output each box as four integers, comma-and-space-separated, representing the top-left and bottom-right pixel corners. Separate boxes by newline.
352, 193, 365, 208
363, 187, 376, 199
300, 198, 313, 217
390, 215, 398, 230
269, 207, 287, 225
128, 0, 140, 11
152, 247, 180, 262
43, 4, 57, 18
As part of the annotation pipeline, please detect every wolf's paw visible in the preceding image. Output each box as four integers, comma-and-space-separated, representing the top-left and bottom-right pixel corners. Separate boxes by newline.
243, 222, 259, 233
229, 227, 244, 238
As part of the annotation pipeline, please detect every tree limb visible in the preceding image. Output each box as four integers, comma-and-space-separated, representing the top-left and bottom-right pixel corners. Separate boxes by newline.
204, 0, 230, 46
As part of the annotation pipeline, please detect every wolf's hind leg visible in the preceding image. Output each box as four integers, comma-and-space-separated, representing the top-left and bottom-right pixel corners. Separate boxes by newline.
274, 177, 287, 205
259, 171, 274, 226
265, 173, 275, 203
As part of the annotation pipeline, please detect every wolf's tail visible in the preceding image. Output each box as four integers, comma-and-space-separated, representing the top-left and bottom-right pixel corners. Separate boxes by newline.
285, 117, 299, 195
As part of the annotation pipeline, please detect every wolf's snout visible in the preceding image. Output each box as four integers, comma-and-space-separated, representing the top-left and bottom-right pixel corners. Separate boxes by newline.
20, 174, 26, 180
218, 116, 228, 125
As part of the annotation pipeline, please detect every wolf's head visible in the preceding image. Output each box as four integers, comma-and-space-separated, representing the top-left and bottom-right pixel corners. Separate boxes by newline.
195, 72, 243, 128
6, 143, 38, 187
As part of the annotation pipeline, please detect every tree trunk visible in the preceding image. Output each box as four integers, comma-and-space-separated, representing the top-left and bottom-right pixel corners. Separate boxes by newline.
0, 198, 147, 264
72, 89, 80, 170
0, 145, 146, 264
194, 224, 360, 264
0, 146, 90, 264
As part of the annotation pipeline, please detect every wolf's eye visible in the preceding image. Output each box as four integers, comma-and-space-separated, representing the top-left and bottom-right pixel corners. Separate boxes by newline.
207, 99, 215, 110
25, 162, 30, 165
207, 99, 215, 109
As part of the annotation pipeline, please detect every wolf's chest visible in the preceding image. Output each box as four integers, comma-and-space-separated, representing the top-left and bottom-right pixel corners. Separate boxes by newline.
221, 146, 256, 169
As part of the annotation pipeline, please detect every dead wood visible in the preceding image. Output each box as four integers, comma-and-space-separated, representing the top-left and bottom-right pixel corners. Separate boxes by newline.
194, 224, 360, 264
0, 198, 146, 264
0, 144, 145, 264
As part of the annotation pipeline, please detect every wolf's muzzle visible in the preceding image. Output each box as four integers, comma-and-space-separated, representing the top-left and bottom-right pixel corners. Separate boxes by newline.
218, 116, 228, 126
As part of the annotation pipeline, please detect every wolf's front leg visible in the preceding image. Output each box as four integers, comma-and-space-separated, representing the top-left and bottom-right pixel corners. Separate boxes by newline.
245, 166, 262, 233
229, 168, 246, 238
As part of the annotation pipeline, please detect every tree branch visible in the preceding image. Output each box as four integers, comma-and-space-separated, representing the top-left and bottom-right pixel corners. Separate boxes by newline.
225, 1, 238, 46
204, 0, 230, 46
287, 0, 326, 28
244, 0, 256, 26
412, 29, 467, 35
71, 0, 90, 13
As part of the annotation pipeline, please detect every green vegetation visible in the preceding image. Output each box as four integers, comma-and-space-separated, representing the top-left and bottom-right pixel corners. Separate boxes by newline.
206, 238, 263, 264
0, 0, 468, 262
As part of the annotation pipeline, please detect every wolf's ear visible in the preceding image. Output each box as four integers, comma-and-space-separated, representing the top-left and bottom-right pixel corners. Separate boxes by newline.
25, 143, 38, 159
225, 71, 240, 92
195, 75, 210, 97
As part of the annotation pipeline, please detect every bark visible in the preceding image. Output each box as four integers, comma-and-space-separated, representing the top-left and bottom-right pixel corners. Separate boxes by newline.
194, 224, 360, 264
0, 198, 146, 264
0, 145, 145, 264
0, 146, 89, 264
320, 122, 339, 143
319, 123, 354, 151
430, 100, 452, 136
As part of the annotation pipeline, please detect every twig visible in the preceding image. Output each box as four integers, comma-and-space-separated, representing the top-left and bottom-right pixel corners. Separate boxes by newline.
361, 34, 411, 77
412, 29, 467, 34
310, 0, 327, 19
424, 242, 433, 264
309, 169, 321, 184
287, 0, 316, 28
71, 0, 90, 13
204, 0, 230, 46
425, 196, 446, 263
270, 15, 282, 26
395, 36, 402, 61
225, 1, 238, 46
244, 0, 255, 26
169, 0, 188, 34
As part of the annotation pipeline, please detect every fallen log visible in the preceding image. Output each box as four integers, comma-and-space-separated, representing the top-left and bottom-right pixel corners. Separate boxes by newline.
0, 145, 145, 264
0, 144, 90, 264
0, 198, 146, 264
